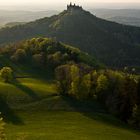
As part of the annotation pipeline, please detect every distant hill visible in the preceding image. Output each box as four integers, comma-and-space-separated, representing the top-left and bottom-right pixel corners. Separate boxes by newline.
1, 9, 140, 28
0, 6, 140, 67
91, 9, 140, 27
0, 10, 59, 27
91, 9, 140, 19
4, 22, 26, 27
106, 16, 140, 27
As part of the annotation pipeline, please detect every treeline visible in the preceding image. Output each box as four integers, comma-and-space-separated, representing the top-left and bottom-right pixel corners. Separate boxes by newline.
0, 37, 99, 69
55, 64, 140, 127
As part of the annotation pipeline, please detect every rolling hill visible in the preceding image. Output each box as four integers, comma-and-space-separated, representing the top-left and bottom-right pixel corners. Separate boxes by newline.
0, 37, 139, 139
0, 77, 139, 140
0, 6, 140, 67
0, 62, 139, 139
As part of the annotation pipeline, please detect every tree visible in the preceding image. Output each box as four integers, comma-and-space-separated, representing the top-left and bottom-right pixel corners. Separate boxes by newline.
11, 49, 26, 63
55, 65, 71, 95
96, 74, 109, 102
52, 51, 62, 64
0, 113, 6, 140
137, 78, 140, 105
70, 65, 80, 98
47, 52, 62, 68
79, 73, 91, 99
0, 67, 13, 83
118, 76, 137, 121
90, 70, 98, 98
104, 70, 124, 116
32, 53, 45, 67
129, 105, 140, 127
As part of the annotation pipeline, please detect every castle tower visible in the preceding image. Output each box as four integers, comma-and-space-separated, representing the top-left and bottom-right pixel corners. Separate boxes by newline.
67, 2, 83, 11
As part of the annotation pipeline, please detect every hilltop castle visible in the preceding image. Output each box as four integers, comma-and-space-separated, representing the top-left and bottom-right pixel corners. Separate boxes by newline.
67, 2, 83, 11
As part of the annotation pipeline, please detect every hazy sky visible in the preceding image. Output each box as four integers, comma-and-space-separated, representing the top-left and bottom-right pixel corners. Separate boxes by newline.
1, 0, 140, 5
0, 0, 140, 10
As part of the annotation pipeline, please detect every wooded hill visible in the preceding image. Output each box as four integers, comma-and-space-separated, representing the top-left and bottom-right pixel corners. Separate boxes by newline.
0, 37, 100, 71
0, 7, 140, 67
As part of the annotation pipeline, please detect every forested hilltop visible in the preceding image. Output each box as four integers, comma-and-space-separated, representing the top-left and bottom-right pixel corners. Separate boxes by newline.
0, 6, 140, 68
0, 37, 100, 72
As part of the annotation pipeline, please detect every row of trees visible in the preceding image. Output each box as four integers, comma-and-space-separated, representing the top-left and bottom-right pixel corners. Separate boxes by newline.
55, 64, 140, 127
0, 38, 86, 69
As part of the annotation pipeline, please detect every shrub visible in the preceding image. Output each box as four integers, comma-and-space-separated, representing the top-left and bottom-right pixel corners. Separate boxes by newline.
0, 67, 14, 83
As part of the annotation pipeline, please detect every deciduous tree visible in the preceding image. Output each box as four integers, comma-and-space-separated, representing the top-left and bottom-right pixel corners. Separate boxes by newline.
0, 67, 13, 83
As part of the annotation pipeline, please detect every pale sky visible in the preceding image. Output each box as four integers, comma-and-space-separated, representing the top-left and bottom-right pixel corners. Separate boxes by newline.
0, 0, 140, 10
1, 0, 140, 5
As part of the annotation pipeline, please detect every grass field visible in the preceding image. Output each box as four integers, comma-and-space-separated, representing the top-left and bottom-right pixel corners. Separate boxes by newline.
6, 111, 140, 140
0, 77, 140, 140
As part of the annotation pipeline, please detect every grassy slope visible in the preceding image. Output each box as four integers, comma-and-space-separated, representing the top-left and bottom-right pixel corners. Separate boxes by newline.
0, 77, 139, 140
6, 111, 140, 140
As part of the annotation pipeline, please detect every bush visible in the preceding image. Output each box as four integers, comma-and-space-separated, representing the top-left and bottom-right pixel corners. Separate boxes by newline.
0, 67, 14, 83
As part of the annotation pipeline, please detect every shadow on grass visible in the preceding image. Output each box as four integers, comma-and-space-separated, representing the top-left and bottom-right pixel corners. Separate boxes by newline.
0, 96, 24, 125
61, 95, 106, 112
62, 96, 140, 134
12, 80, 40, 101
16, 64, 55, 81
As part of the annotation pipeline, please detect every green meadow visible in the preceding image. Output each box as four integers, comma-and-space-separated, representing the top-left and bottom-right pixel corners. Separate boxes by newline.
0, 77, 139, 140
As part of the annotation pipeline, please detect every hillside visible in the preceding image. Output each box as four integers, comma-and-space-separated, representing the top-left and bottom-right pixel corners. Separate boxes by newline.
0, 6, 140, 67
0, 37, 100, 71
0, 37, 139, 139
0, 75, 139, 139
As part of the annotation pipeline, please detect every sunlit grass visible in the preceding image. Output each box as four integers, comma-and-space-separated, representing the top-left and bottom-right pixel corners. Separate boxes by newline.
0, 77, 139, 140
6, 111, 140, 140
